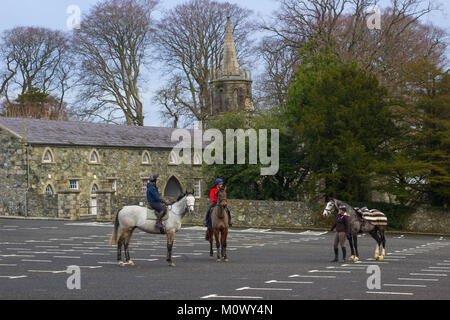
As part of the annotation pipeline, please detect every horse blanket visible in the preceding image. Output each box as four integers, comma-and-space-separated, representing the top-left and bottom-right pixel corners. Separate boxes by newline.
360, 209, 388, 226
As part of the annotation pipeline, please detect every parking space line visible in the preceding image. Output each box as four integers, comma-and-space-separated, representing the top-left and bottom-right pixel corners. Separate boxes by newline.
289, 274, 336, 279
236, 286, 292, 291
384, 283, 426, 288
366, 291, 413, 296
398, 278, 439, 282
201, 294, 263, 299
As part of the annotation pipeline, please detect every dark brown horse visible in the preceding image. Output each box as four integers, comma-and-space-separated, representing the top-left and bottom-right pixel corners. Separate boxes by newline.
207, 187, 229, 262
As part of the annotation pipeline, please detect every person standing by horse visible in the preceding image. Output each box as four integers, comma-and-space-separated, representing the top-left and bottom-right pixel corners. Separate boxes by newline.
146, 174, 167, 233
330, 206, 350, 262
204, 179, 232, 240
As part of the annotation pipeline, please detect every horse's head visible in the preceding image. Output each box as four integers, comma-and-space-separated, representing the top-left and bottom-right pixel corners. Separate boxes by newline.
184, 190, 195, 214
322, 198, 336, 217
217, 187, 227, 207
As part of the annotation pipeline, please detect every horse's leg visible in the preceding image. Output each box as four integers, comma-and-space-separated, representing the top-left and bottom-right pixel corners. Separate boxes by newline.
208, 228, 214, 259
214, 229, 221, 262
221, 228, 228, 262
353, 234, 359, 262
124, 227, 136, 266
347, 234, 355, 262
166, 230, 176, 267
369, 229, 382, 260
379, 228, 386, 260
117, 231, 128, 267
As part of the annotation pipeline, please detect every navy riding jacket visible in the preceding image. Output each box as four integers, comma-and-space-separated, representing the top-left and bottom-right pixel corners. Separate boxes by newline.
146, 183, 165, 205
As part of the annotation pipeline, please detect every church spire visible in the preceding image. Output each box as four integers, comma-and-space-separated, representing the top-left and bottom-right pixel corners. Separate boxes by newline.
221, 17, 240, 76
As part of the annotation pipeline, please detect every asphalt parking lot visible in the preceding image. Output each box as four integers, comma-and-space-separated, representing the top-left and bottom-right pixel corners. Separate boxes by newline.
1, 219, 449, 300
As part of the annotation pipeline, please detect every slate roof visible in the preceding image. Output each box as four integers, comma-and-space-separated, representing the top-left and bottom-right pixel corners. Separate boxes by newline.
0, 117, 192, 149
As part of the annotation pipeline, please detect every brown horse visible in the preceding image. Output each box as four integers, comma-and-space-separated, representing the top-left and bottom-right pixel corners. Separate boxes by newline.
207, 187, 229, 262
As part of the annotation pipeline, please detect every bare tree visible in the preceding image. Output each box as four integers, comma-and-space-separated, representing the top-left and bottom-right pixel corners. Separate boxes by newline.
256, 0, 446, 108
0, 27, 74, 110
73, 0, 158, 125
153, 0, 254, 125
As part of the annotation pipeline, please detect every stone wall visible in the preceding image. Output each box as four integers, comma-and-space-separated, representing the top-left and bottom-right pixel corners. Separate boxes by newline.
0, 128, 27, 216
405, 207, 450, 234
98, 195, 317, 229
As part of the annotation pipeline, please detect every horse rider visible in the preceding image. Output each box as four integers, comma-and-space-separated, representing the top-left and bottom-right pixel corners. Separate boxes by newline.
146, 174, 167, 233
330, 206, 350, 262
203, 179, 232, 238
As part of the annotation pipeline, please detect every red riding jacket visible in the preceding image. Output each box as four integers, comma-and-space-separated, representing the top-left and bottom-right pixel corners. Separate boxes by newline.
210, 186, 219, 204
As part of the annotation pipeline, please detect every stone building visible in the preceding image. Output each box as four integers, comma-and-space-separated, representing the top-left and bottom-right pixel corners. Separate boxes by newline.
209, 17, 253, 116
0, 117, 204, 219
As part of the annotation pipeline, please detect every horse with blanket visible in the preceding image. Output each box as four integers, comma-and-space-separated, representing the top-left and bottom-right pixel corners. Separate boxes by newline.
323, 198, 388, 262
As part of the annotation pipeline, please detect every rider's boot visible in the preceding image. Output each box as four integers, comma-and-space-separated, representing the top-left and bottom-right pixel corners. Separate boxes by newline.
330, 248, 339, 262
155, 211, 165, 234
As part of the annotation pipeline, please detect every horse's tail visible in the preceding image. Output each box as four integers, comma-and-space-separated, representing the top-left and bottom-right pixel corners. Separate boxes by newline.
109, 209, 121, 246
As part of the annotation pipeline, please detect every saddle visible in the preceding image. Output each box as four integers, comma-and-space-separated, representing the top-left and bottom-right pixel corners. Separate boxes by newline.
146, 205, 169, 221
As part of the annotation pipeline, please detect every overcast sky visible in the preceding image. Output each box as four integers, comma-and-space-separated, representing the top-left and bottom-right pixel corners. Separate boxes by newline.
0, 0, 448, 126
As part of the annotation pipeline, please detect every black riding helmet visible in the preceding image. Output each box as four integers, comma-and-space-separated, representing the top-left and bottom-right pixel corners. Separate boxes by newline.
150, 174, 159, 182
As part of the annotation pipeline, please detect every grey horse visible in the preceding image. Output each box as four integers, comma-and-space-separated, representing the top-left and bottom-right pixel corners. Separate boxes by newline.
109, 192, 196, 267
322, 198, 387, 261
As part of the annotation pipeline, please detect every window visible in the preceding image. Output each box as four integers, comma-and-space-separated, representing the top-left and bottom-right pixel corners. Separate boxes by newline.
194, 179, 201, 198
45, 184, 54, 195
142, 151, 151, 164
109, 179, 117, 191
91, 184, 98, 195
69, 180, 79, 190
42, 148, 54, 163
142, 179, 149, 195
89, 149, 100, 164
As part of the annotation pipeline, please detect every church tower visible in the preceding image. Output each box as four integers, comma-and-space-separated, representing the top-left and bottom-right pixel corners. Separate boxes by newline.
209, 17, 253, 117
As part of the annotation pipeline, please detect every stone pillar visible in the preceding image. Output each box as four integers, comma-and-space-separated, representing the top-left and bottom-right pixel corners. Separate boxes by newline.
95, 190, 112, 221
57, 191, 81, 220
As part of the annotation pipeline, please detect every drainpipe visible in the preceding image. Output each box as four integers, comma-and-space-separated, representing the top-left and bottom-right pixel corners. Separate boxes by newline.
24, 144, 30, 217
22, 120, 29, 217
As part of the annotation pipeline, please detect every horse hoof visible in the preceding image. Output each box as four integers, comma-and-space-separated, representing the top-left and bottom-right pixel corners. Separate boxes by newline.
378, 256, 384, 261
353, 257, 359, 262
119, 262, 125, 267
128, 260, 135, 266
168, 262, 175, 267
224, 258, 229, 262
216, 259, 221, 263
350, 255, 355, 262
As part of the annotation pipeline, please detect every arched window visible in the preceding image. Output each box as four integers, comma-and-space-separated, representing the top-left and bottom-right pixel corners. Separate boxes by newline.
91, 184, 98, 195
42, 148, 54, 163
142, 151, 151, 164
164, 176, 183, 198
45, 184, 54, 195
89, 149, 100, 164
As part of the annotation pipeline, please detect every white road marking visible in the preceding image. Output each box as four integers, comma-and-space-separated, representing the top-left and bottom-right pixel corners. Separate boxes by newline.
398, 278, 439, 282
53, 256, 80, 259
309, 269, 351, 273
289, 274, 336, 279
28, 270, 66, 274
384, 283, 426, 288
421, 269, 450, 273
131, 258, 158, 262
236, 286, 292, 291
0, 264, 17, 266
201, 294, 263, 299
21, 260, 52, 263
366, 291, 413, 296
409, 273, 447, 277
265, 280, 313, 284
0, 275, 27, 279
